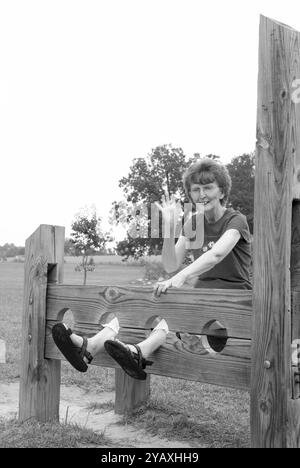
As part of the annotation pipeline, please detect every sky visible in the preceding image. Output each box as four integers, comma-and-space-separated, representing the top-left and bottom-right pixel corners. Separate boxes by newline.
1, 0, 300, 246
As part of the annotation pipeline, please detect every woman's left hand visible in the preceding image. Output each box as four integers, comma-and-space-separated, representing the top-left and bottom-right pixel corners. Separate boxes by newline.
153, 272, 187, 297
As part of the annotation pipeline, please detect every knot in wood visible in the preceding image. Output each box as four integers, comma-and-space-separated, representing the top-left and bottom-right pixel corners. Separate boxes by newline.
260, 400, 269, 414
34, 257, 48, 283
105, 287, 119, 302
256, 130, 272, 150
281, 90, 286, 99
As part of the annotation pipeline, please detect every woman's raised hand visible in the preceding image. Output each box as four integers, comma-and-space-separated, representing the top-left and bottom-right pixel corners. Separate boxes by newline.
155, 191, 183, 226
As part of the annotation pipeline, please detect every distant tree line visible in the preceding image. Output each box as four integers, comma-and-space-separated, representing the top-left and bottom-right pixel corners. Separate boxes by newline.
64, 238, 114, 256
0, 244, 25, 260
2, 146, 254, 266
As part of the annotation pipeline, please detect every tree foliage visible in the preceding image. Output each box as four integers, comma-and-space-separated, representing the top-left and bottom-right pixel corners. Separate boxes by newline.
70, 208, 110, 284
112, 145, 254, 260
0, 244, 25, 260
64, 238, 76, 256
227, 152, 255, 233
118, 144, 188, 203
112, 145, 194, 259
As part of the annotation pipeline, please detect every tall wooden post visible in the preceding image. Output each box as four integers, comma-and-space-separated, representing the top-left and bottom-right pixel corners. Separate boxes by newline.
19, 225, 65, 422
251, 16, 300, 447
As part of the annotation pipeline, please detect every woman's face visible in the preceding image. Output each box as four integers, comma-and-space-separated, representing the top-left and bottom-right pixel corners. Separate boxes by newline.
189, 181, 224, 210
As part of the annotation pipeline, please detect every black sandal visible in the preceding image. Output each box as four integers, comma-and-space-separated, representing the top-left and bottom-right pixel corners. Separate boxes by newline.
104, 339, 153, 380
51, 323, 93, 373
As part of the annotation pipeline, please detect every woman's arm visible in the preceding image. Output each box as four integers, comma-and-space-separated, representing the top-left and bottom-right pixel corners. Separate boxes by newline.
154, 229, 241, 295
155, 192, 187, 273
162, 233, 187, 273
182, 229, 241, 279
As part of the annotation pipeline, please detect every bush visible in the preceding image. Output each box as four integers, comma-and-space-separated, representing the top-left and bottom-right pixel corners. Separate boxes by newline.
123, 257, 146, 267
143, 258, 169, 281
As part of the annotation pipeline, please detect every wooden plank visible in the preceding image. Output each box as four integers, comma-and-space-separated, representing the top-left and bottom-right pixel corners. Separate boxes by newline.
46, 284, 252, 339
251, 15, 300, 448
291, 203, 300, 396
19, 225, 65, 423
291, 204, 300, 403
291, 291, 300, 349
45, 324, 251, 390
0, 339, 6, 364
291, 202, 300, 290
288, 153, 300, 438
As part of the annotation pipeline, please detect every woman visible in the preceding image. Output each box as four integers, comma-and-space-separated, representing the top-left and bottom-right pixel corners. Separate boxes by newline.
52, 158, 252, 380
155, 158, 252, 294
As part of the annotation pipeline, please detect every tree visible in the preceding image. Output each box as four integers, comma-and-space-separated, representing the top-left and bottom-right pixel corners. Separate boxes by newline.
118, 144, 188, 203
0, 243, 25, 259
70, 207, 110, 285
112, 146, 254, 260
64, 238, 75, 256
226, 153, 255, 233
111, 144, 198, 260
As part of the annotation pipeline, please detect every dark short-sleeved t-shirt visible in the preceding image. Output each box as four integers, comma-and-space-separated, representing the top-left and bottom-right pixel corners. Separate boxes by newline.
188, 208, 252, 290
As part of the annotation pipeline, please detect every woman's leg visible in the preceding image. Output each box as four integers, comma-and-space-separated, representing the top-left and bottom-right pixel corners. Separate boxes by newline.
126, 318, 169, 358
66, 317, 120, 362
103, 318, 169, 379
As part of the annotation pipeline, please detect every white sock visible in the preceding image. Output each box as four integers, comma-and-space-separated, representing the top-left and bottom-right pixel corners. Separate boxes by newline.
152, 318, 169, 335
101, 317, 120, 335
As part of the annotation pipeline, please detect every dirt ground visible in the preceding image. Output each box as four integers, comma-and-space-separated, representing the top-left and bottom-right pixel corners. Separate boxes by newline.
0, 381, 194, 448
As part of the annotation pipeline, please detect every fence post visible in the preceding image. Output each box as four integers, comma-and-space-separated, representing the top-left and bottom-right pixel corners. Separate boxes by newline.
0, 339, 6, 363
251, 15, 300, 447
115, 369, 150, 414
19, 225, 65, 422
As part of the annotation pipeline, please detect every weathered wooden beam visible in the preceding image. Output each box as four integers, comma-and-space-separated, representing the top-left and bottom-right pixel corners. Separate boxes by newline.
114, 369, 151, 415
45, 283, 252, 390
290, 204, 300, 401
46, 284, 253, 339
251, 15, 300, 448
18, 225, 64, 422
45, 323, 251, 390
0, 339, 6, 364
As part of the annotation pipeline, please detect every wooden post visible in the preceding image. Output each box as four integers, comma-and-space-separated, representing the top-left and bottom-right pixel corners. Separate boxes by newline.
291, 203, 300, 401
115, 369, 150, 415
19, 225, 65, 422
0, 339, 6, 363
251, 16, 300, 447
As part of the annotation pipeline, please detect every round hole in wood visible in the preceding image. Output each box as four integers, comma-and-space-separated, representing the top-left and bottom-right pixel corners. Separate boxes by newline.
144, 315, 164, 338
99, 311, 117, 327
62, 309, 76, 330
56, 308, 76, 329
201, 320, 228, 353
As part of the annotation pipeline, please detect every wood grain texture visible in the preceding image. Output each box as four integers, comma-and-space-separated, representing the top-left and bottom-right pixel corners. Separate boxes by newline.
291, 291, 300, 349
45, 324, 251, 390
46, 284, 252, 339
115, 369, 150, 415
291, 203, 300, 401
251, 15, 300, 448
45, 283, 252, 390
0, 339, 6, 364
18, 225, 65, 422
291, 202, 300, 290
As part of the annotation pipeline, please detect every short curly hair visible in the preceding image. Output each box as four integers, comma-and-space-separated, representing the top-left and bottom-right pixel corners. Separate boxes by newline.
183, 158, 232, 206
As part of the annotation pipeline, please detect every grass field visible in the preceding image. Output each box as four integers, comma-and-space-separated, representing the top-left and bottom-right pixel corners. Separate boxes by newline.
0, 261, 250, 448
0, 418, 111, 448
